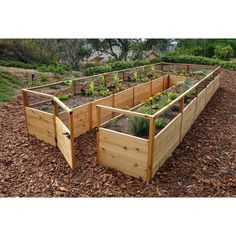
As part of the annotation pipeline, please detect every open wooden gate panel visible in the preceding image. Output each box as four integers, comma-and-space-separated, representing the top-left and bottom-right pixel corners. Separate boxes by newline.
55, 117, 75, 169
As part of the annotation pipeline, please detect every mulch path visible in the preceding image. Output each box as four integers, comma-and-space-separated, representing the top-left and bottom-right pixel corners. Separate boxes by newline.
0, 69, 235, 197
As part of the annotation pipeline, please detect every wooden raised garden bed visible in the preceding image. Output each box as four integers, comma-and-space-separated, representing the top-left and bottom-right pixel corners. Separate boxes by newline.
96, 67, 221, 180
21, 62, 218, 172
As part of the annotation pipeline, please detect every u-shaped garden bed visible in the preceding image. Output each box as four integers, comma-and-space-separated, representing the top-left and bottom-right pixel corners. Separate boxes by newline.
21, 62, 218, 173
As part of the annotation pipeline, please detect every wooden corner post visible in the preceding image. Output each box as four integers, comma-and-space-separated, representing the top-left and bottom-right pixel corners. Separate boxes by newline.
22, 89, 29, 132
96, 106, 101, 163
147, 117, 155, 180
179, 97, 185, 142
69, 110, 76, 170
52, 100, 58, 145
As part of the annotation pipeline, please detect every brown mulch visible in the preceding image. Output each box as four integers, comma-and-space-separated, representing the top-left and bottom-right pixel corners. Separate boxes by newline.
0, 69, 235, 197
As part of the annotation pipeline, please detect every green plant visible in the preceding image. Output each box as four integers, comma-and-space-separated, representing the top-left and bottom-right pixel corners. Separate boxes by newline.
140, 77, 149, 82
167, 92, 178, 101
133, 71, 139, 81
100, 89, 112, 97
101, 76, 107, 86
155, 118, 165, 128
40, 74, 49, 83
57, 94, 70, 101
86, 81, 95, 96
0, 71, 22, 103
214, 45, 234, 60
128, 117, 150, 137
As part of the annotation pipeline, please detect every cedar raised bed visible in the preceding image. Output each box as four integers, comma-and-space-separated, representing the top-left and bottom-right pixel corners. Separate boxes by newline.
96, 67, 221, 180
21, 62, 217, 171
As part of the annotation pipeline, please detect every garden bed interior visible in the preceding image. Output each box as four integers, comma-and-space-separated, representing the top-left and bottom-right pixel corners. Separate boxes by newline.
21, 63, 220, 179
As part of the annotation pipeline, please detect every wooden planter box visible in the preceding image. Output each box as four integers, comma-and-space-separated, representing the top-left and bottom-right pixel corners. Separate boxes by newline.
96, 73, 221, 181
21, 62, 218, 171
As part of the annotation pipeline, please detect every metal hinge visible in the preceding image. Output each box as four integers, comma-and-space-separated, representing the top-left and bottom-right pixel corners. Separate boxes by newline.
63, 132, 71, 139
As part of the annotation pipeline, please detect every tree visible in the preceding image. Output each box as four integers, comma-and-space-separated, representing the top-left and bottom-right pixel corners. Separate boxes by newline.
214, 45, 234, 60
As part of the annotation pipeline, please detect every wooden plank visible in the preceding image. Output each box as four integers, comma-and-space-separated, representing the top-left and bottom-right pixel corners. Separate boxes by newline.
25, 107, 56, 146
151, 77, 164, 95
169, 75, 187, 87
206, 80, 215, 104
69, 111, 76, 169
56, 117, 73, 169
214, 74, 220, 92
25, 107, 53, 122
195, 89, 206, 119
28, 130, 56, 146
27, 122, 54, 137
91, 95, 113, 128
152, 114, 181, 177
147, 118, 155, 180
98, 128, 149, 180
73, 103, 90, 137
181, 98, 197, 139
114, 87, 133, 109
134, 81, 151, 106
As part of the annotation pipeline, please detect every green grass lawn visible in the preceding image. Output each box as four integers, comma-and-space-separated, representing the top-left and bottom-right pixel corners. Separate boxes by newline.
0, 71, 22, 103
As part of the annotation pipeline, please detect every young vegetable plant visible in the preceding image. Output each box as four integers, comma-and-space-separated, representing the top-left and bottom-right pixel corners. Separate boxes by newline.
155, 118, 165, 128
167, 92, 178, 101
57, 93, 70, 101
86, 81, 95, 96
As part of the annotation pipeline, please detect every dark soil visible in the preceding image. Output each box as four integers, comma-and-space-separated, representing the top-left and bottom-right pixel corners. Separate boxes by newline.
0, 69, 235, 197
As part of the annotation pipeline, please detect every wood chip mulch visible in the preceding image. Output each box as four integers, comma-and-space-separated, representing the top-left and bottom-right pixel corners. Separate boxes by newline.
0, 69, 235, 197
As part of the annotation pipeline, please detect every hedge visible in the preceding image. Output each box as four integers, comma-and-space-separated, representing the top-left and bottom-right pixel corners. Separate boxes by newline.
82, 58, 161, 75
0, 60, 71, 74
161, 55, 236, 71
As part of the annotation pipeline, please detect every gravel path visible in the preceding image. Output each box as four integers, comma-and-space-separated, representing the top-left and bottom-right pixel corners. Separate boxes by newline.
0, 69, 235, 197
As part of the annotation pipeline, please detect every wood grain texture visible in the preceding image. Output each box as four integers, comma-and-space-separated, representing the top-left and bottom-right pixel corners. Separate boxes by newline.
114, 88, 133, 109
195, 89, 206, 119
56, 117, 73, 169
152, 114, 181, 177
181, 98, 197, 139
151, 77, 164, 95
169, 75, 187, 87
91, 96, 113, 128
98, 128, 149, 180
25, 107, 56, 146
134, 81, 151, 106
206, 80, 215, 104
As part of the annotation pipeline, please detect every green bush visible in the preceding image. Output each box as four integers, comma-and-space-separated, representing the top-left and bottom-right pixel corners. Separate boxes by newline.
214, 45, 234, 60
36, 61, 71, 74
40, 74, 49, 83
0, 59, 71, 74
162, 55, 236, 71
57, 94, 70, 101
0, 60, 36, 69
82, 58, 161, 75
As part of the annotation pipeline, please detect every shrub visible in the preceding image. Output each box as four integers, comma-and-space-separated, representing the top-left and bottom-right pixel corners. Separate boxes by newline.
82, 58, 161, 75
0, 59, 36, 69
214, 45, 234, 60
36, 61, 71, 74
161, 54, 236, 71
167, 92, 178, 100
129, 117, 150, 137
57, 94, 70, 101
40, 74, 49, 83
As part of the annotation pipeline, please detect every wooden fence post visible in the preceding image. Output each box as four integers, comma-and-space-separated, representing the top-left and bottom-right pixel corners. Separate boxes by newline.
122, 71, 125, 81
179, 97, 185, 142
69, 110, 76, 170
52, 100, 58, 145
22, 90, 29, 132
147, 117, 155, 180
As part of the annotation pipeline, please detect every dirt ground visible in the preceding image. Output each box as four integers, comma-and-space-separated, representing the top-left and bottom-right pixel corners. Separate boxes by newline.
0, 69, 235, 197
